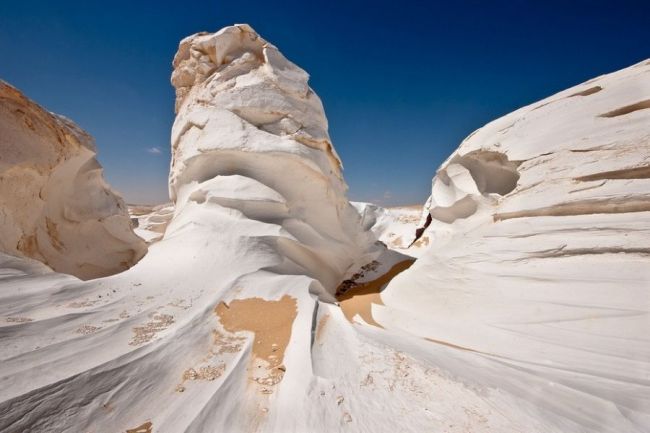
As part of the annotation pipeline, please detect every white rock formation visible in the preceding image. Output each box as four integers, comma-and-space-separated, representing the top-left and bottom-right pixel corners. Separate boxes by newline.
169, 24, 381, 298
0, 81, 146, 279
378, 58, 650, 432
0, 25, 648, 433
129, 203, 174, 243
0, 25, 386, 432
352, 202, 430, 256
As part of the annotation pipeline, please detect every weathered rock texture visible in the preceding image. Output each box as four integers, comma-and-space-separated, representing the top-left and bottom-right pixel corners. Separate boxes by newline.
0, 26, 647, 433
0, 81, 146, 279
380, 58, 650, 433
168, 24, 380, 297
129, 203, 174, 244
0, 25, 388, 433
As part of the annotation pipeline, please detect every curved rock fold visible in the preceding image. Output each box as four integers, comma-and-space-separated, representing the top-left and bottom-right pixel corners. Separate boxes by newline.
0, 25, 648, 433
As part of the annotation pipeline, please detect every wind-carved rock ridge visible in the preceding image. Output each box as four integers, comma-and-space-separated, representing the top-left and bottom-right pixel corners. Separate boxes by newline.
381, 58, 650, 433
0, 25, 390, 433
170, 24, 342, 183
1, 27, 649, 433
169, 24, 381, 298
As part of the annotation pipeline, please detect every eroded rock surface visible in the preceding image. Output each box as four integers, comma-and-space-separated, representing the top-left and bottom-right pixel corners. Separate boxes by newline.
168, 24, 381, 298
0, 26, 647, 433
0, 25, 389, 433
380, 58, 650, 433
0, 81, 146, 279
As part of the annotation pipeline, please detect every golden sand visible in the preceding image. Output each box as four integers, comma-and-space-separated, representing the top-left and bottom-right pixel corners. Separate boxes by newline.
412, 235, 430, 248
336, 260, 414, 327
129, 314, 174, 346
215, 295, 297, 385
314, 313, 330, 342
126, 421, 152, 433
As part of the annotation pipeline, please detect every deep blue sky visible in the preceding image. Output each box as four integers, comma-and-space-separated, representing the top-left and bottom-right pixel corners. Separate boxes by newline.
1, 1, 649, 205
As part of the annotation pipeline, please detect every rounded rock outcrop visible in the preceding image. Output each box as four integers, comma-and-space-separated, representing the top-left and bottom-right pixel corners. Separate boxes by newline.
0, 81, 146, 279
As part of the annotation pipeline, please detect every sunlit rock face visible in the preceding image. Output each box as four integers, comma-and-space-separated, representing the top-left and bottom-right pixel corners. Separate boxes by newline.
129, 203, 174, 244
169, 24, 380, 297
0, 81, 146, 279
0, 25, 387, 433
0, 25, 648, 433
352, 202, 432, 256
380, 59, 650, 432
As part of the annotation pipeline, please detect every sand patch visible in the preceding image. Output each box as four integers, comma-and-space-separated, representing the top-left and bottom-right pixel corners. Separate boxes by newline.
396, 214, 420, 223
315, 313, 330, 342
66, 299, 99, 308
76, 325, 100, 335
167, 298, 191, 310
182, 364, 226, 382
336, 261, 380, 296
215, 295, 297, 390
337, 260, 414, 327
126, 421, 152, 433
388, 235, 404, 249
174, 330, 246, 392
213, 329, 246, 354
412, 235, 430, 248
129, 314, 174, 346
5, 317, 33, 323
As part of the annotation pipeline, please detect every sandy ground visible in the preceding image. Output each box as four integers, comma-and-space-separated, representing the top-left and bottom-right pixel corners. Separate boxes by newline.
337, 260, 414, 327
216, 296, 297, 390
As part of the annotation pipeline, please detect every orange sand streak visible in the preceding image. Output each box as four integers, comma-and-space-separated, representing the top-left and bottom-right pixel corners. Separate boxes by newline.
126, 421, 152, 433
215, 295, 297, 373
337, 260, 414, 327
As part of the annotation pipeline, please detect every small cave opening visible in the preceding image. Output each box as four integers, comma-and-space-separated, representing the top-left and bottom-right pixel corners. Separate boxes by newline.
450, 150, 521, 196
